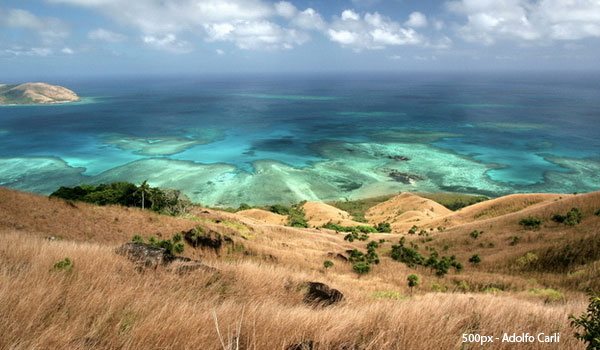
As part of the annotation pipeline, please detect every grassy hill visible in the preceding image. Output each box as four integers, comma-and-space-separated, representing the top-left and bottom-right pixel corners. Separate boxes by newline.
1, 187, 599, 349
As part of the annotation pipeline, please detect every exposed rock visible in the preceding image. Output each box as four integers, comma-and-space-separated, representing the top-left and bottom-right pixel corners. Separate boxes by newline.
304, 282, 344, 307
115, 242, 173, 268
387, 170, 424, 184
388, 155, 411, 161
183, 226, 233, 252
0, 82, 79, 105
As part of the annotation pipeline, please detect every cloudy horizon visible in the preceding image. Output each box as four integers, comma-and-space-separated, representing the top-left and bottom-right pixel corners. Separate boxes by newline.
1, 0, 600, 79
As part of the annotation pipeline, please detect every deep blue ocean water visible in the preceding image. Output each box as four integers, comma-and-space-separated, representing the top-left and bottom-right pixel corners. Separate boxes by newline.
1, 72, 599, 206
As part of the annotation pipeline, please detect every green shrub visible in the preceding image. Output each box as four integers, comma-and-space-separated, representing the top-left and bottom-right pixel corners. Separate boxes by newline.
51, 182, 191, 215
353, 262, 370, 275
53, 257, 73, 272
323, 260, 334, 270
570, 295, 600, 350
237, 203, 252, 211
390, 243, 424, 267
267, 202, 309, 228
407, 274, 419, 294
133, 234, 184, 257
470, 230, 483, 239
408, 225, 419, 234
595, 209, 600, 217
552, 208, 583, 226
519, 216, 542, 230
469, 254, 482, 265
375, 222, 392, 233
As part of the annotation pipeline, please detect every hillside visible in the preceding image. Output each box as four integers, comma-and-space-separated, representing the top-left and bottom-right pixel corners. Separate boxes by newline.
0, 82, 79, 105
1, 187, 599, 349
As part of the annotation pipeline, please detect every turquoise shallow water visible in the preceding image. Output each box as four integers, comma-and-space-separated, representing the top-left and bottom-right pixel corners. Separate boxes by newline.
0, 73, 599, 206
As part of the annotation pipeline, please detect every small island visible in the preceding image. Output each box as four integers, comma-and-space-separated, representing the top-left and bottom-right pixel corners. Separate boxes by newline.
0, 82, 79, 105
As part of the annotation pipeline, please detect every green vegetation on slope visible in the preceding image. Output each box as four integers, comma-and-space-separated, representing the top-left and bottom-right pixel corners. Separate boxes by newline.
50, 181, 191, 215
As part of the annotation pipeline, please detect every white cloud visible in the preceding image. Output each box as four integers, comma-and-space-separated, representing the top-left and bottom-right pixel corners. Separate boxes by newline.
142, 34, 192, 53
216, 48, 225, 55
447, 0, 600, 44
61, 47, 74, 54
405, 12, 428, 28
0, 8, 69, 43
292, 8, 326, 31
341, 10, 360, 21
46, 0, 326, 52
275, 1, 296, 19
88, 28, 126, 42
205, 20, 308, 50
328, 29, 358, 45
328, 10, 424, 50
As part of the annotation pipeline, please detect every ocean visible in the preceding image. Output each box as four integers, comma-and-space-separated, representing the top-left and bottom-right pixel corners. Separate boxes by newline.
1, 72, 599, 206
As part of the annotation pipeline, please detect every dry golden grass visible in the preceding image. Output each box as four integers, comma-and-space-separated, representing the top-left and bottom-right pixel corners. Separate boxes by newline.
1, 188, 599, 349
0, 231, 587, 350
302, 201, 365, 227
236, 208, 288, 225
365, 193, 452, 231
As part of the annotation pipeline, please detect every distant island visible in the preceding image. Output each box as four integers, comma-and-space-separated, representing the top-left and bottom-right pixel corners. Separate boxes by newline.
0, 82, 79, 105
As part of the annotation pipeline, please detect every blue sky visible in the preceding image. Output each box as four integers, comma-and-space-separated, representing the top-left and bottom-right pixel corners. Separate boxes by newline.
1, 0, 600, 79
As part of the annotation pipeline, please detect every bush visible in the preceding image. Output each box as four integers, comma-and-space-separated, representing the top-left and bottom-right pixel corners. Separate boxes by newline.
375, 222, 392, 233
390, 243, 424, 267
519, 216, 542, 230
469, 254, 482, 265
237, 203, 252, 211
407, 274, 419, 293
269, 202, 309, 228
408, 225, 419, 234
51, 182, 191, 215
353, 262, 370, 275
570, 295, 600, 350
53, 257, 73, 272
323, 260, 334, 270
552, 208, 583, 226
470, 230, 483, 239
595, 209, 600, 217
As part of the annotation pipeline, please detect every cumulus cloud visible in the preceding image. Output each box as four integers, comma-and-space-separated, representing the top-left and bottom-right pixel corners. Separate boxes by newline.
88, 28, 126, 42
0, 8, 69, 43
46, 0, 326, 51
405, 12, 428, 28
328, 10, 423, 50
447, 0, 600, 44
205, 20, 308, 50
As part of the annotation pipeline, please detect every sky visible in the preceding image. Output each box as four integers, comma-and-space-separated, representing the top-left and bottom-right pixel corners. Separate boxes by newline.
1, 0, 600, 79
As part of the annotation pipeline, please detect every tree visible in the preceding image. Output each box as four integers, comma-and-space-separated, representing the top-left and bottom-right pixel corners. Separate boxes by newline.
570, 295, 600, 349
135, 180, 151, 210
407, 274, 419, 295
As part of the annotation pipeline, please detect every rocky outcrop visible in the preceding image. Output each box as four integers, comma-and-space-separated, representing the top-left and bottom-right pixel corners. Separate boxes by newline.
115, 242, 173, 268
115, 242, 216, 275
183, 226, 233, 253
0, 82, 79, 105
303, 282, 344, 307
